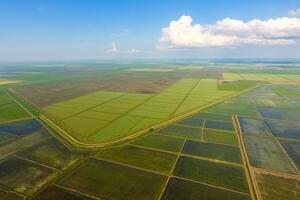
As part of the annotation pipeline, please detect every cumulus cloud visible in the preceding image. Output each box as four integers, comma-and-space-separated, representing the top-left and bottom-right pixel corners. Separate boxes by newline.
106, 42, 118, 53
158, 15, 300, 49
289, 8, 300, 17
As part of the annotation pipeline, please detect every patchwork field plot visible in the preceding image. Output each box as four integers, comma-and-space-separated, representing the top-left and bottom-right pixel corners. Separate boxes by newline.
0, 156, 58, 195
33, 185, 95, 200
238, 117, 272, 136
94, 145, 177, 174
18, 138, 84, 170
161, 177, 250, 200
0, 119, 43, 136
223, 73, 300, 84
131, 134, 185, 152
254, 172, 300, 200
182, 140, 242, 163
279, 140, 300, 170
0, 129, 50, 159
243, 134, 298, 174
203, 129, 239, 146
173, 156, 249, 193
0, 95, 30, 122
258, 107, 300, 121
156, 124, 201, 139
205, 120, 234, 131
43, 78, 239, 146
59, 159, 167, 200
265, 119, 300, 139
206, 102, 259, 117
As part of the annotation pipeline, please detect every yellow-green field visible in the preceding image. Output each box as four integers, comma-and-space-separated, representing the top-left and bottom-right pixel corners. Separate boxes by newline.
44, 78, 237, 145
223, 73, 300, 84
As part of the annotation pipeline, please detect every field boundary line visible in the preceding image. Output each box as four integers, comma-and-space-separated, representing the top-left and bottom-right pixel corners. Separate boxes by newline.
0, 116, 34, 125
155, 132, 238, 148
233, 114, 260, 200
171, 78, 202, 115
174, 175, 250, 196
60, 93, 125, 121
54, 184, 101, 200
91, 157, 169, 177
14, 154, 60, 171
251, 167, 300, 180
86, 94, 155, 139
128, 143, 179, 156
157, 138, 186, 200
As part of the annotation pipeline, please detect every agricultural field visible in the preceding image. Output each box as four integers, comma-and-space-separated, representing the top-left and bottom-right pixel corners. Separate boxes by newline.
43, 78, 244, 146
0, 62, 300, 200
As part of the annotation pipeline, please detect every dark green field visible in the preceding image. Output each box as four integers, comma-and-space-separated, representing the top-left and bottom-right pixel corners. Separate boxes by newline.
94, 145, 177, 174
161, 177, 251, 200
182, 140, 242, 163
132, 134, 185, 152
173, 156, 249, 193
59, 159, 168, 200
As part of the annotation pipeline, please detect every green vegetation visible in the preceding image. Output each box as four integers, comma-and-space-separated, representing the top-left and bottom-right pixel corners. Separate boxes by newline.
161, 177, 251, 200
223, 73, 300, 84
175, 116, 205, 127
0, 131, 50, 159
156, 124, 201, 139
254, 172, 300, 200
174, 156, 249, 193
18, 138, 84, 170
132, 134, 185, 152
182, 140, 242, 163
0, 157, 58, 195
43, 78, 239, 145
94, 145, 177, 174
59, 159, 167, 200
0, 103, 30, 122
203, 129, 239, 146
205, 120, 234, 131
273, 88, 300, 95
33, 185, 94, 200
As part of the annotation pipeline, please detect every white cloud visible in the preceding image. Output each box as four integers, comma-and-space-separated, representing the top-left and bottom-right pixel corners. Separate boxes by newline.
158, 15, 300, 49
106, 42, 118, 53
289, 8, 300, 17
127, 48, 142, 54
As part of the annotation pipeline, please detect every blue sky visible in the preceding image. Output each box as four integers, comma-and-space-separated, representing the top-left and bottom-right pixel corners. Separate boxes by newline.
1, 0, 300, 61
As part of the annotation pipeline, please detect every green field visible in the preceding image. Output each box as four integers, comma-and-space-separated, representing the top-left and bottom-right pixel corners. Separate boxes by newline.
254, 172, 300, 200
43, 78, 238, 145
223, 73, 300, 84
182, 140, 242, 163
132, 134, 185, 152
161, 177, 251, 200
203, 129, 239, 146
156, 124, 201, 139
18, 138, 84, 170
59, 159, 167, 200
173, 156, 249, 193
0, 157, 58, 195
94, 145, 177, 174
33, 185, 95, 200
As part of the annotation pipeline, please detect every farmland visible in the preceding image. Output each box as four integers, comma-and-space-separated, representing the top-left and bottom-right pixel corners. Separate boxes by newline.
0, 61, 300, 200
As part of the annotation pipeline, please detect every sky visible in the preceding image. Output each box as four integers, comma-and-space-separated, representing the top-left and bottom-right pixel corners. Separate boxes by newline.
0, 0, 300, 61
